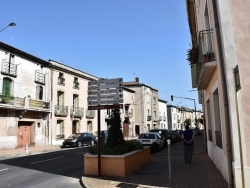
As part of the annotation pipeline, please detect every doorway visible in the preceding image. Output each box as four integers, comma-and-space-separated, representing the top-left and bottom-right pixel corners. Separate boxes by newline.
135, 125, 140, 136
17, 122, 32, 147
72, 121, 78, 134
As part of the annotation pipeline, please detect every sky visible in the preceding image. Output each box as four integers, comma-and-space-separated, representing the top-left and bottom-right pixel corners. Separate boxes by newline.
0, 0, 202, 110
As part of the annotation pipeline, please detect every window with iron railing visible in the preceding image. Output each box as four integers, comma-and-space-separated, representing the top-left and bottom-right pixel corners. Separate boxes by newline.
1, 60, 17, 77
58, 72, 65, 85
73, 77, 79, 89
35, 70, 45, 84
56, 120, 65, 140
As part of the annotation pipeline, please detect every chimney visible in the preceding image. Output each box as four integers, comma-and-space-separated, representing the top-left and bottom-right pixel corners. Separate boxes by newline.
135, 77, 140, 83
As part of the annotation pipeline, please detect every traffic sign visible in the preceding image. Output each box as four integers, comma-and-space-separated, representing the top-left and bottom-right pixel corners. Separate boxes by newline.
88, 104, 123, 110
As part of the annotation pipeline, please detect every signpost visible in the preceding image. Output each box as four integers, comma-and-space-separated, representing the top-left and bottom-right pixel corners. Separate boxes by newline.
87, 78, 123, 177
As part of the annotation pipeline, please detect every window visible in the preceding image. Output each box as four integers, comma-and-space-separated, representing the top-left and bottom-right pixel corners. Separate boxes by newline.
2, 77, 12, 97
213, 89, 222, 148
206, 99, 212, 141
234, 65, 241, 92
58, 72, 65, 85
73, 77, 79, 89
57, 91, 64, 107
56, 120, 64, 139
1, 54, 17, 76
36, 85, 43, 100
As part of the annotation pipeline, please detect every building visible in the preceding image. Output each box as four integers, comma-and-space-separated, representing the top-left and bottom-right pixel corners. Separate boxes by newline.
158, 99, 168, 129
48, 60, 100, 145
186, 0, 250, 187
0, 42, 50, 149
123, 77, 159, 135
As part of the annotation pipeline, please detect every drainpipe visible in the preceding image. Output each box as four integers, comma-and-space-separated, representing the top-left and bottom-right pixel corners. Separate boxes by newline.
212, 0, 234, 187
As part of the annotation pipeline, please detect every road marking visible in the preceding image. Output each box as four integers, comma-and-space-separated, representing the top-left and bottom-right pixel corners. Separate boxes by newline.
0, 168, 9, 172
29, 156, 64, 165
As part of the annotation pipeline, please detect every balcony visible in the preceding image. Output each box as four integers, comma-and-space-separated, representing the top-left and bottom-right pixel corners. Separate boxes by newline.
163, 116, 166, 121
29, 98, 49, 109
158, 116, 162, 121
0, 96, 50, 112
196, 30, 217, 90
54, 105, 68, 116
1, 60, 17, 77
153, 117, 158, 122
86, 110, 95, 119
70, 107, 84, 117
147, 115, 152, 121
73, 81, 79, 89
58, 77, 65, 86
35, 71, 45, 85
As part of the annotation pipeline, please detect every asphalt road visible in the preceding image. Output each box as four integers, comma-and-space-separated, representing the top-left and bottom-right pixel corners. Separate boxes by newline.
0, 147, 89, 188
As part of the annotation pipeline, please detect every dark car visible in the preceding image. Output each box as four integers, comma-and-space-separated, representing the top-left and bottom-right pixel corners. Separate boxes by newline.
62, 132, 96, 148
170, 130, 182, 142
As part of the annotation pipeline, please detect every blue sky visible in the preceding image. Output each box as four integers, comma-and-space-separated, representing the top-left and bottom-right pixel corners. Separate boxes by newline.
0, 0, 201, 110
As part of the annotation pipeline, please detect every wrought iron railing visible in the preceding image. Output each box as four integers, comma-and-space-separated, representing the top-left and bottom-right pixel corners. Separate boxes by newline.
58, 77, 65, 85
70, 106, 84, 117
147, 115, 152, 121
54, 105, 68, 116
29, 99, 49, 109
73, 81, 79, 89
35, 70, 45, 84
1, 60, 17, 77
86, 110, 95, 118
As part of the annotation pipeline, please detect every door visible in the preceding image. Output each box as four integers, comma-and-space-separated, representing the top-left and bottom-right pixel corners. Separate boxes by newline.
135, 125, 140, 136
17, 123, 31, 147
72, 121, 77, 134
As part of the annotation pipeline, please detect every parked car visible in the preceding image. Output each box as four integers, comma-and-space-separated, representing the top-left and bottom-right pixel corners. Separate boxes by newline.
170, 130, 182, 142
138, 132, 164, 153
94, 130, 109, 142
62, 132, 96, 148
150, 129, 173, 146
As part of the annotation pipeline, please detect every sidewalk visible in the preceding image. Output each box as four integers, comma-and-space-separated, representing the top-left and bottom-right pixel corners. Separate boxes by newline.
81, 134, 228, 188
0, 145, 61, 159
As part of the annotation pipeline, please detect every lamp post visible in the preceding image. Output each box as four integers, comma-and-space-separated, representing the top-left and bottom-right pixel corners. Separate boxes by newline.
171, 95, 197, 127
0, 22, 16, 33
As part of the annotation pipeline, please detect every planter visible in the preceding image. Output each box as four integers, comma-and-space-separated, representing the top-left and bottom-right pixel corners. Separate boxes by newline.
84, 146, 150, 177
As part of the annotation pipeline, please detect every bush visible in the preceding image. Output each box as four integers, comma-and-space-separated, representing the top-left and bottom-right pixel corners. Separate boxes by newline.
88, 139, 144, 155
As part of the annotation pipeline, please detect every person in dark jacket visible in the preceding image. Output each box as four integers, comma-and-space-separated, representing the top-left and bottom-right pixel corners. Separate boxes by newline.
182, 125, 195, 163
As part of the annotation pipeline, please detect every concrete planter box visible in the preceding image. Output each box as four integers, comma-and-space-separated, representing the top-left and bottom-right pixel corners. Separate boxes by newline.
84, 146, 150, 177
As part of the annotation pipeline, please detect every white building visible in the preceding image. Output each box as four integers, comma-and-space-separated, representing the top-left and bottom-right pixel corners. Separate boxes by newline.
158, 99, 168, 129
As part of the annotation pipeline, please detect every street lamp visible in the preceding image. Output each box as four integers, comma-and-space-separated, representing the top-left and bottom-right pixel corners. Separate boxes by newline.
171, 95, 197, 127
0, 22, 16, 33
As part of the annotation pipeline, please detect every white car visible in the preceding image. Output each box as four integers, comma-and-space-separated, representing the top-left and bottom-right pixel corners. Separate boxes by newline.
138, 132, 164, 152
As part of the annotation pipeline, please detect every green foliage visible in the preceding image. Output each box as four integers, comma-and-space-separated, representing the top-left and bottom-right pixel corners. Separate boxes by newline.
0, 95, 14, 103
106, 109, 125, 148
88, 140, 144, 155
184, 118, 191, 126
186, 48, 198, 64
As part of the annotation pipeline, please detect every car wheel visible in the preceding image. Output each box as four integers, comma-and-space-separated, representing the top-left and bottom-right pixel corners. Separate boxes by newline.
78, 141, 82, 147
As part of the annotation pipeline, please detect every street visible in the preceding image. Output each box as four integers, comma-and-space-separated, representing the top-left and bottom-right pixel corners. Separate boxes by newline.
0, 147, 88, 188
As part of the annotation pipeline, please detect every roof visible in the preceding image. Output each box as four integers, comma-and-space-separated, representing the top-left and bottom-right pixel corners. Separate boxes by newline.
123, 81, 158, 91
0, 41, 48, 66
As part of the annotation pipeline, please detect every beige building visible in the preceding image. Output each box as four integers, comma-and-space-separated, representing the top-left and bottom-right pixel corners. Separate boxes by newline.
48, 60, 99, 145
123, 77, 159, 135
0, 42, 50, 149
186, 0, 250, 187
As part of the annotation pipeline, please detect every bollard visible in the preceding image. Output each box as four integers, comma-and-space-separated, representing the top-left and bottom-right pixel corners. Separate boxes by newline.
167, 139, 173, 186
25, 144, 29, 154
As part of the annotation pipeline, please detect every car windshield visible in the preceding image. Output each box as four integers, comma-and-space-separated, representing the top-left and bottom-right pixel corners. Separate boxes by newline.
139, 134, 155, 139
67, 134, 81, 139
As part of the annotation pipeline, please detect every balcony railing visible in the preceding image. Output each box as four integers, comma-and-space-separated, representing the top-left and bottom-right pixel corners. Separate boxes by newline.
29, 99, 49, 109
86, 110, 95, 118
163, 116, 166, 121
58, 77, 65, 85
70, 107, 84, 117
56, 134, 65, 140
196, 29, 217, 89
1, 60, 17, 77
158, 116, 162, 121
35, 70, 45, 84
147, 115, 152, 121
73, 81, 79, 89
54, 105, 68, 116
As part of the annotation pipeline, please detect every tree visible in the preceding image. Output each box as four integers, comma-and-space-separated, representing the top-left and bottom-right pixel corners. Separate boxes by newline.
184, 118, 191, 126
106, 108, 125, 148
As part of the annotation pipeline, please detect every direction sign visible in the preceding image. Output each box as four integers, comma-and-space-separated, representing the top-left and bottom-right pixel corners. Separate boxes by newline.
88, 78, 123, 110
88, 104, 123, 110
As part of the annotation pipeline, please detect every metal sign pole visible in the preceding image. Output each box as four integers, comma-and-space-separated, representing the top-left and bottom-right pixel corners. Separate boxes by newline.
167, 139, 173, 186
98, 109, 101, 177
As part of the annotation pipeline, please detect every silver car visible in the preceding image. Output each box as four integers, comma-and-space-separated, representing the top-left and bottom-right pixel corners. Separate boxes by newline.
138, 132, 164, 152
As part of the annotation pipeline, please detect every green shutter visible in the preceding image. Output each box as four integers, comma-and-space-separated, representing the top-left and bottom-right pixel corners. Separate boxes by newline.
2, 78, 11, 97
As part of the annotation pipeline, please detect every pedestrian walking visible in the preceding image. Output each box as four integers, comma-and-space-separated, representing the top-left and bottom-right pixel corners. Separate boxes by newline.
182, 125, 195, 163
